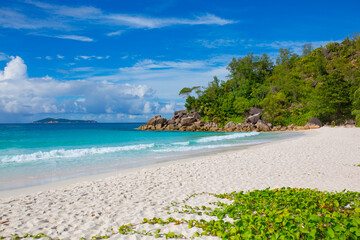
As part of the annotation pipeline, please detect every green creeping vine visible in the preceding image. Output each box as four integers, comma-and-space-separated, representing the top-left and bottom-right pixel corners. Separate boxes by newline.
3, 188, 360, 240
187, 188, 360, 239
7, 233, 55, 240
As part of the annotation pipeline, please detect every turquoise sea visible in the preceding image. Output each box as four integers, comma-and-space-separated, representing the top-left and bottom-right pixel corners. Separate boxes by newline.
0, 123, 298, 191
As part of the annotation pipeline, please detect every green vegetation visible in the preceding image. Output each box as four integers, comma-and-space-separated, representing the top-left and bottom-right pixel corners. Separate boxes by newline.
180, 34, 360, 126
189, 188, 360, 239
5, 188, 360, 240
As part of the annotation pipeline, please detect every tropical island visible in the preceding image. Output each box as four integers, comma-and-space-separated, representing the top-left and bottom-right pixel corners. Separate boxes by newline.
2, 0, 360, 239
140, 34, 360, 131
33, 118, 98, 124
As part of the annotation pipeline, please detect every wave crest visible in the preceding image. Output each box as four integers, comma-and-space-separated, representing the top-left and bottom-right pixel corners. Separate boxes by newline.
1, 143, 155, 163
153, 144, 235, 152
196, 132, 260, 143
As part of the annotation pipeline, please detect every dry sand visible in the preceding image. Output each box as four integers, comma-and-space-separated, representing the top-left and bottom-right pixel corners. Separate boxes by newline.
0, 127, 360, 239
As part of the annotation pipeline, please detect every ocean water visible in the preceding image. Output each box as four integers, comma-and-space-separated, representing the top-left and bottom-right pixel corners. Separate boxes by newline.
0, 123, 298, 191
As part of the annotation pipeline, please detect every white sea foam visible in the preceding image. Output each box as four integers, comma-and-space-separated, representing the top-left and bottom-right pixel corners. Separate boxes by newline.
196, 132, 260, 143
1, 144, 155, 163
152, 144, 236, 152
172, 141, 190, 146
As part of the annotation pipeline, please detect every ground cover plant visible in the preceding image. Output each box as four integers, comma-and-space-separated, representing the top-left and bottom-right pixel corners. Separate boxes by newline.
2, 188, 360, 239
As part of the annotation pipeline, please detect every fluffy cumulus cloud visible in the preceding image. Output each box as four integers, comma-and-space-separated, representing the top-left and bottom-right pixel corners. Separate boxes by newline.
85, 58, 230, 100
0, 56, 174, 122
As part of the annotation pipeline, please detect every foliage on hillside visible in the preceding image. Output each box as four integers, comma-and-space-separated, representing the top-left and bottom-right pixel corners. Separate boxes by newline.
180, 34, 360, 126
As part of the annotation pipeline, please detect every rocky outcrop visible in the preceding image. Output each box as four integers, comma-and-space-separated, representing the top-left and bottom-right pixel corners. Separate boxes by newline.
138, 110, 204, 131
246, 107, 263, 124
224, 121, 236, 131
305, 117, 323, 129
256, 119, 271, 131
138, 109, 323, 132
143, 115, 168, 130
246, 113, 261, 124
249, 107, 263, 116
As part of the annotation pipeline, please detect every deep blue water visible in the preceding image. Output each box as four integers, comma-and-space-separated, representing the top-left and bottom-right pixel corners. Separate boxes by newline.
0, 123, 296, 191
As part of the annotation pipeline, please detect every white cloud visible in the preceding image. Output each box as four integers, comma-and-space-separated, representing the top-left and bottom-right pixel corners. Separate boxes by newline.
85, 57, 230, 99
106, 30, 125, 36
75, 55, 110, 60
105, 13, 235, 29
143, 102, 152, 114
160, 102, 176, 114
0, 52, 9, 61
23, 1, 235, 30
36, 55, 65, 60
0, 57, 166, 120
55, 35, 94, 42
0, 8, 67, 30
71, 67, 94, 72
0, 55, 234, 122
26, 1, 102, 19
0, 56, 28, 80
256, 40, 340, 54
198, 39, 239, 48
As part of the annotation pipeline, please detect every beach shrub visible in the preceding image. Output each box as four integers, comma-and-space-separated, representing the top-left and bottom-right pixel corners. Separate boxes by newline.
352, 110, 360, 127
227, 116, 246, 124
281, 111, 312, 127
190, 188, 360, 239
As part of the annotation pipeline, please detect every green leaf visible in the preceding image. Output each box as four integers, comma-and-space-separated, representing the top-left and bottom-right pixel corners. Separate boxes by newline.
327, 228, 335, 238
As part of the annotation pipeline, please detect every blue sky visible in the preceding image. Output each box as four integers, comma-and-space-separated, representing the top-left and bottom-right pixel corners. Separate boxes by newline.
0, 0, 359, 123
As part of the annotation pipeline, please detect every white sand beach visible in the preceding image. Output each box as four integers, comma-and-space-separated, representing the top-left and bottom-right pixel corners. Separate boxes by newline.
1, 127, 360, 239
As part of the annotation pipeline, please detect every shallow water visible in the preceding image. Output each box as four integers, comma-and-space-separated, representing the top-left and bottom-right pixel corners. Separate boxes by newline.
0, 123, 298, 191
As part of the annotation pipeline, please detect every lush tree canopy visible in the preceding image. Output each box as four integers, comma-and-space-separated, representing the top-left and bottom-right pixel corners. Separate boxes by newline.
182, 34, 360, 126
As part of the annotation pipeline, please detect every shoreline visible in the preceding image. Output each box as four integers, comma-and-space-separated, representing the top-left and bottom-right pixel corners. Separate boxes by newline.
1, 127, 359, 239
0, 130, 301, 199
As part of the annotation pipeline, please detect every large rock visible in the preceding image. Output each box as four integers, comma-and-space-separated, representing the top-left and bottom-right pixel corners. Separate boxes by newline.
167, 117, 176, 125
305, 117, 322, 128
241, 122, 252, 132
174, 110, 187, 119
180, 117, 197, 126
235, 123, 243, 131
287, 124, 295, 131
193, 121, 204, 128
146, 115, 158, 125
188, 111, 201, 121
147, 115, 167, 126
249, 107, 263, 116
137, 124, 147, 130
165, 124, 176, 131
272, 126, 282, 131
256, 120, 271, 131
186, 125, 197, 131
246, 113, 261, 124
224, 121, 236, 129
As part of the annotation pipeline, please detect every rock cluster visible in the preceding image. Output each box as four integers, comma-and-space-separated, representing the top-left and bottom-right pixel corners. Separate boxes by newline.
138, 108, 323, 132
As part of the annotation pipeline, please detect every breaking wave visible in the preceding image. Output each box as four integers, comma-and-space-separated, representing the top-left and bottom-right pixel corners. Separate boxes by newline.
196, 132, 260, 143
1, 143, 155, 163
152, 144, 236, 152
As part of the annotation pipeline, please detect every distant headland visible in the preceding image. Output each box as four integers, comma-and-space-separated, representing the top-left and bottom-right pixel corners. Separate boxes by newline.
33, 118, 98, 124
